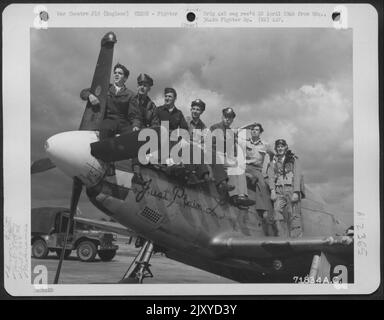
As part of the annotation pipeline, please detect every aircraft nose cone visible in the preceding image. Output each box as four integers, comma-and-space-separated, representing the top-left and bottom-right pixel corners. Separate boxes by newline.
45, 131, 107, 187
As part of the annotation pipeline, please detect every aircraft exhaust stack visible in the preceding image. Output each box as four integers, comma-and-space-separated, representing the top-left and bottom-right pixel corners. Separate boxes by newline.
45, 130, 107, 187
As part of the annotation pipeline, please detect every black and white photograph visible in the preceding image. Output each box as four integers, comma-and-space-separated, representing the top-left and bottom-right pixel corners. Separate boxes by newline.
3, 3, 380, 296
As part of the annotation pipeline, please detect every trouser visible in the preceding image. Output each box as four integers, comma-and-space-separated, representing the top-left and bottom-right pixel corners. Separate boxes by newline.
211, 163, 228, 185
186, 164, 210, 180
99, 118, 131, 140
274, 185, 302, 237
98, 118, 132, 176
227, 168, 248, 197
246, 165, 270, 211
210, 154, 248, 196
222, 158, 248, 197
187, 140, 210, 179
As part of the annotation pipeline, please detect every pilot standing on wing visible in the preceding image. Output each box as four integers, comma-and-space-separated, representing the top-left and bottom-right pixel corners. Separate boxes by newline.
267, 139, 304, 237
210, 108, 255, 207
244, 123, 274, 218
80, 63, 136, 140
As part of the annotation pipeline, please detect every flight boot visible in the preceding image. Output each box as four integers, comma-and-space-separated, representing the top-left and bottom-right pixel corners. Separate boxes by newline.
215, 181, 235, 204
230, 194, 255, 208
216, 181, 235, 194
132, 164, 145, 185
273, 220, 287, 237
186, 172, 202, 185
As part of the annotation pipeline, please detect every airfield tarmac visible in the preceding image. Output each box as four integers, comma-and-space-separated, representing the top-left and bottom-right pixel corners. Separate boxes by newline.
31, 237, 234, 284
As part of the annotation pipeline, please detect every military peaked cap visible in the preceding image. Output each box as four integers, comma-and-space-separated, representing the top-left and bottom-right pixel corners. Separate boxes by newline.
137, 73, 154, 86
191, 99, 206, 112
164, 87, 177, 98
243, 122, 264, 132
222, 107, 236, 118
275, 139, 288, 148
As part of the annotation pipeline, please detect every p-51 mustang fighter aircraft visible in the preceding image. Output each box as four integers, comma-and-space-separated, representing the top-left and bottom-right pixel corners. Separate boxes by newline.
31, 32, 353, 284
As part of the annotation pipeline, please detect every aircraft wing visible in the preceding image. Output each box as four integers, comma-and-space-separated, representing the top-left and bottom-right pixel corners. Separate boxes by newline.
74, 217, 136, 237
210, 235, 353, 260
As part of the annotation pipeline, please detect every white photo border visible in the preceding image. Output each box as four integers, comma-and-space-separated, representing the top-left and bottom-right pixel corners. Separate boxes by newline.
2, 3, 380, 296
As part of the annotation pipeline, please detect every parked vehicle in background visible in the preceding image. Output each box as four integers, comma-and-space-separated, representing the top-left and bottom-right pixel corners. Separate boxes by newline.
31, 207, 119, 262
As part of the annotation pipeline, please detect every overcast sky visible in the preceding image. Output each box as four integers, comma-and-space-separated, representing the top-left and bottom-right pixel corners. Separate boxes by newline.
31, 28, 353, 225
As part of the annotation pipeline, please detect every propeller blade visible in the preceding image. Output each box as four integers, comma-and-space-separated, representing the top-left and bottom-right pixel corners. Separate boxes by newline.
79, 32, 117, 131
31, 158, 56, 174
54, 177, 83, 284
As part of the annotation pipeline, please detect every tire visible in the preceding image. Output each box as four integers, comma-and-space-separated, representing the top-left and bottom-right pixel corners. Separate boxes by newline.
98, 250, 116, 262
55, 249, 72, 259
32, 239, 49, 259
76, 241, 97, 262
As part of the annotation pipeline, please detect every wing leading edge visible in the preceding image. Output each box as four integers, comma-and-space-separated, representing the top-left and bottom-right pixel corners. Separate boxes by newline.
210, 235, 353, 260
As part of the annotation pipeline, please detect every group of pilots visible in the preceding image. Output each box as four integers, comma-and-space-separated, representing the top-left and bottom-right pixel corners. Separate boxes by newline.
80, 63, 304, 237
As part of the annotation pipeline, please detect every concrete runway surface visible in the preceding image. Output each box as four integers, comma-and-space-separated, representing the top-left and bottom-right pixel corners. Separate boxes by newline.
31, 237, 235, 284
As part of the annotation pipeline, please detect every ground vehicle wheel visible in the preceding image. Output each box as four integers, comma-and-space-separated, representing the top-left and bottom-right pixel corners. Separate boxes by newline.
55, 249, 72, 259
98, 250, 116, 262
32, 239, 49, 259
76, 241, 97, 262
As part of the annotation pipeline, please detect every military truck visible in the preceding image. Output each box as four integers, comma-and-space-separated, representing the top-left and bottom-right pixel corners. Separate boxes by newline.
31, 207, 118, 262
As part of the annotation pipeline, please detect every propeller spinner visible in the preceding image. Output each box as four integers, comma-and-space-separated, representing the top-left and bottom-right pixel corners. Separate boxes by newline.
45, 131, 107, 187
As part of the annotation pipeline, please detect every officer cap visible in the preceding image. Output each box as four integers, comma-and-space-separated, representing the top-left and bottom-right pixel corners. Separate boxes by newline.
137, 73, 154, 86
244, 122, 264, 133
191, 99, 206, 112
164, 87, 177, 98
222, 107, 236, 118
275, 139, 288, 148
113, 63, 129, 78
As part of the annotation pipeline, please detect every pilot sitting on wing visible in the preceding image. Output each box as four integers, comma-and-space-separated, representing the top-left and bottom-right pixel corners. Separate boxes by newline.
80, 63, 136, 175
130, 73, 159, 185
210, 108, 255, 208
150, 87, 189, 168
80, 63, 136, 140
154, 87, 189, 132
185, 99, 210, 185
